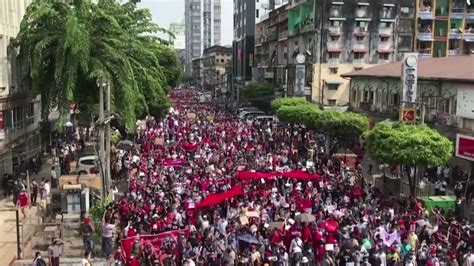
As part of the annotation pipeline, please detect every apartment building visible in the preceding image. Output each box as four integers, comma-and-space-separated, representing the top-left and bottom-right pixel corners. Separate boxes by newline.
184, 0, 221, 77
0, 0, 42, 182
169, 20, 186, 50
202, 45, 232, 89
415, 0, 474, 59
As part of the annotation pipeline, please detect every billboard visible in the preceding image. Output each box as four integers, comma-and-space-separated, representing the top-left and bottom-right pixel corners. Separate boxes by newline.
456, 134, 474, 162
401, 53, 418, 104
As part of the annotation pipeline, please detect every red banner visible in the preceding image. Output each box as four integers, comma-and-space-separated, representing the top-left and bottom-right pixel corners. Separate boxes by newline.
121, 229, 190, 264
237, 170, 320, 181
456, 134, 474, 161
196, 186, 244, 208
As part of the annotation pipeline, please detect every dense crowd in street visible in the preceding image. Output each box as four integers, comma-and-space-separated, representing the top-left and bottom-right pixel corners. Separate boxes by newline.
91, 87, 472, 266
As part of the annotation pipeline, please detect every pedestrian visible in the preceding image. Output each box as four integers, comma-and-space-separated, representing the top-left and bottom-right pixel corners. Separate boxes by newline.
39, 177, 45, 200
48, 238, 63, 266
82, 250, 92, 266
51, 166, 58, 189
31, 251, 47, 266
31, 179, 38, 205
17, 188, 29, 220
101, 213, 116, 259
82, 216, 95, 255
44, 180, 50, 198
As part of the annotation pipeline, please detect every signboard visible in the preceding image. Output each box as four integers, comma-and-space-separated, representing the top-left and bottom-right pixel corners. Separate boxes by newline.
401, 53, 418, 104
456, 134, 474, 161
294, 65, 306, 95
400, 108, 416, 123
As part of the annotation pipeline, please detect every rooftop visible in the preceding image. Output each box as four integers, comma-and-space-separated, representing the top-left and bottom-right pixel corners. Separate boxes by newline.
341, 56, 474, 83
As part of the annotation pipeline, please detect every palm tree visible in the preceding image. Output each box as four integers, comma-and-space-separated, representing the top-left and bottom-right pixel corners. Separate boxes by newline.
13, 0, 177, 129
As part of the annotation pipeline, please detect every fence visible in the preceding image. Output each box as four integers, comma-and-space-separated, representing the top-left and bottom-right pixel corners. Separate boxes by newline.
20, 220, 102, 260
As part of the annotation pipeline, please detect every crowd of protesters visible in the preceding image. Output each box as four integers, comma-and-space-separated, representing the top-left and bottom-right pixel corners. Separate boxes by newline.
93, 87, 474, 266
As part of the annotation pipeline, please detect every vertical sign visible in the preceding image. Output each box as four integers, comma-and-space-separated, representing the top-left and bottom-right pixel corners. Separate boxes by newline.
401, 53, 418, 104
295, 65, 306, 95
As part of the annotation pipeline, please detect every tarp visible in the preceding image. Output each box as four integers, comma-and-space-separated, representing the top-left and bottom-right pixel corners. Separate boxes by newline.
196, 186, 244, 208
237, 170, 320, 180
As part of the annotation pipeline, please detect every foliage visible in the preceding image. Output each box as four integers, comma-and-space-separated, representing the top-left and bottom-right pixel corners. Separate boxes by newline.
13, 0, 178, 129
242, 82, 275, 112
275, 104, 320, 125
364, 122, 453, 166
271, 97, 310, 113
311, 111, 369, 141
89, 197, 112, 239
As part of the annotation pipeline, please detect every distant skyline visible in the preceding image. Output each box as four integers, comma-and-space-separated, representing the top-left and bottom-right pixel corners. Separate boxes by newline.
137, 0, 234, 46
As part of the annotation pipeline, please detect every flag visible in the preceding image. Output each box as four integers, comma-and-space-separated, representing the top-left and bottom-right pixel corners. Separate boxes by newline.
379, 226, 401, 246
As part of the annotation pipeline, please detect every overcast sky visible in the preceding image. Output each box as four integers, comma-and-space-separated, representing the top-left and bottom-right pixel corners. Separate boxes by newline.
137, 0, 234, 46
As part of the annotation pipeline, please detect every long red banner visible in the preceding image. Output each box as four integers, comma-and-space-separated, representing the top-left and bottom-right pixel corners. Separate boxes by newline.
237, 170, 320, 180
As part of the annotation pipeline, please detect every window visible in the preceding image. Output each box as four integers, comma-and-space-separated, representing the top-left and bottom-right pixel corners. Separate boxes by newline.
380, 36, 390, 42
221, 59, 224, 63
328, 52, 339, 59
13, 106, 23, 131
26, 103, 34, 125
329, 68, 338, 74
379, 53, 389, 60
330, 35, 340, 41
355, 35, 365, 41
327, 84, 340, 90
256, 9, 259, 18
354, 52, 365, 60
328, 99, 337, 106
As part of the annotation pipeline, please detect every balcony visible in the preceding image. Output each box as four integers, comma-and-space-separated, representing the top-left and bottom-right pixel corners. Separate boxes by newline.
467, 7, 474, 19
353, 42, 368, 52
450, 8, 464, 19
327, 41, 343, 52
435, 6, 449, 17
418, 48, 432, 59
354, 27, 368, 37
329, 26, 342, 36
380, 4, 395, 19
449, 29, 463, 39
418, 5, 434, 20
417, 31, 434, 41
378, 27, 393, 37
278, 31, 288, 41
378, 42, 393, 51
465, 31, 474, 42
448, 49, 460, 56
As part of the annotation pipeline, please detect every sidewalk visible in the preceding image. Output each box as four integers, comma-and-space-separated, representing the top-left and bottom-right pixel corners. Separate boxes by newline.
0, 156, 53, 264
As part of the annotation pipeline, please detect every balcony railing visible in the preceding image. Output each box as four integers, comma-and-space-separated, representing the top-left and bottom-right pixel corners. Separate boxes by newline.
450, 7, 464, 18
353, 42, 368, 52
448, 49, 460, 56
329, 26, 342, 36
417, 32, 434, 41
378, 42, 392, 50
418, 6, 434, 20
327, 41, 343, 52
449, 29, 462, 39
467, 7, 474, 19
418, 48, 432, 59
354, 27, 368, 36
378, 27, 393, 36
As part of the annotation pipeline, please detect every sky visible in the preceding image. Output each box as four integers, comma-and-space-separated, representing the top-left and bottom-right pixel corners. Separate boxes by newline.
137, 0, 234, 46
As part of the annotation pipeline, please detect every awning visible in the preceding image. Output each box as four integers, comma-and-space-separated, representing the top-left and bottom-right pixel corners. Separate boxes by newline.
325, 80, 343, 84
353, 48, 368, 52
357, 2, 370, 5
329, 17, 347, 21
383, 3, 395, 7
377, 48, 393, 53
355, 18, 372, 21
380, 19, 396, 22
465, 38, 474, 42
328, 48, 343, 52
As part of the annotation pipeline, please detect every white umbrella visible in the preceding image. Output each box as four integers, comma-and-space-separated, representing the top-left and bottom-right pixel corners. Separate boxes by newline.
64, 121, 73, 127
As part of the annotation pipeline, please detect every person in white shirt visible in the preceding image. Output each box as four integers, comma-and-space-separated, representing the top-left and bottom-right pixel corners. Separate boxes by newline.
51, 167, 58, 189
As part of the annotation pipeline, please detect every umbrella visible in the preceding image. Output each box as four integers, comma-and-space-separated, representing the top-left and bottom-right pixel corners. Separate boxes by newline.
64, 121, 73, 127
116, 140, 133, 151
237, 233, 260, 244
324, 220, 339, 232
295, 213, 316, 223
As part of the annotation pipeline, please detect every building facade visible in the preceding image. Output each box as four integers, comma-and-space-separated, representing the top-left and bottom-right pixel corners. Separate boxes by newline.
192, 57, 204, 87
0, 0, 42, 182
415, 0, 474, 59
343, 56, 474, 171
184, 0, 221, 77
169, 20, 186, 50
202, 45, 232, 90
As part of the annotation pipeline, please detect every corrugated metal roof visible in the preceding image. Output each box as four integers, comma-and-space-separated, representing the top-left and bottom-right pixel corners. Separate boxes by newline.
341, 56, 474, 83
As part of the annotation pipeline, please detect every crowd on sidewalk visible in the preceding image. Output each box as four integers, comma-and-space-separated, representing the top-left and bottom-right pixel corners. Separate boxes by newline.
75, 87, 473, 266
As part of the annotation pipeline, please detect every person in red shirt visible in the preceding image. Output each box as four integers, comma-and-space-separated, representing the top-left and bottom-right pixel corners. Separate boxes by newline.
17, 189, 29, 220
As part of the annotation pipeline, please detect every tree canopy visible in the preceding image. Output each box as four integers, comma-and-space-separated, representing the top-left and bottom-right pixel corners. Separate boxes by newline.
271, 97, 310, 113
13, 0, 180, 129
275, 104, 320, 125
311, 111, 369, 141
364, 122, 453, 166
242, 82, 275, 112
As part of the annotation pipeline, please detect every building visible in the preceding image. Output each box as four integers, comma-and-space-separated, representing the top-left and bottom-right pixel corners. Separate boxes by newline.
0, 0, 42, 182
312, 0, 415, 107
192, 57, 204, 87
169, 20, 186, 50
342, 56, 474, 171
202, 45, 232, 90
252, 0, 416, 105
184, 0, 221, 77
415, 0, 474, 59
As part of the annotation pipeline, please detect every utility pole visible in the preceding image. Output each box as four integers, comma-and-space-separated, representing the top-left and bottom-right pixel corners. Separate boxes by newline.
105, 82, 111, 195
97, 78, 106, 198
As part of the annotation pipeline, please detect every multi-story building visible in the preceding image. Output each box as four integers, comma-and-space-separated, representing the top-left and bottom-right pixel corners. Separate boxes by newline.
313, 0, 415, 107
202, 45, 232, 90
184, 0, 221, 77
169, 20, 186, 50
192, 57, 204, 87
415, 0, 474, 59
0, 0, 42, 182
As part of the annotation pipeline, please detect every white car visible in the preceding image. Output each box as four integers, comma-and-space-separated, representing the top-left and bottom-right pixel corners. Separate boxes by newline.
238, 111, 265, 120
77, 155, 99, 175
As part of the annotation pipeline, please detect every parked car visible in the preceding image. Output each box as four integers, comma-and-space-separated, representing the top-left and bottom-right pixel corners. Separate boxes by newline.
76, 155, 99, 175
238, 111, 265, 120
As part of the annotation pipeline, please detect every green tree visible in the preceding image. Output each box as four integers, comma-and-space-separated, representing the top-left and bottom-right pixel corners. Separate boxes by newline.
275, 104, 320, 125
242, 82, 275, 112
364, 122, 453, 196
271, 97, 310, 113
13, 0, 175, 129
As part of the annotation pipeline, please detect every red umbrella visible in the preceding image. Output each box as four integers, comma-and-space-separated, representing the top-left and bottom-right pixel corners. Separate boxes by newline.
324, 220, 339, 233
